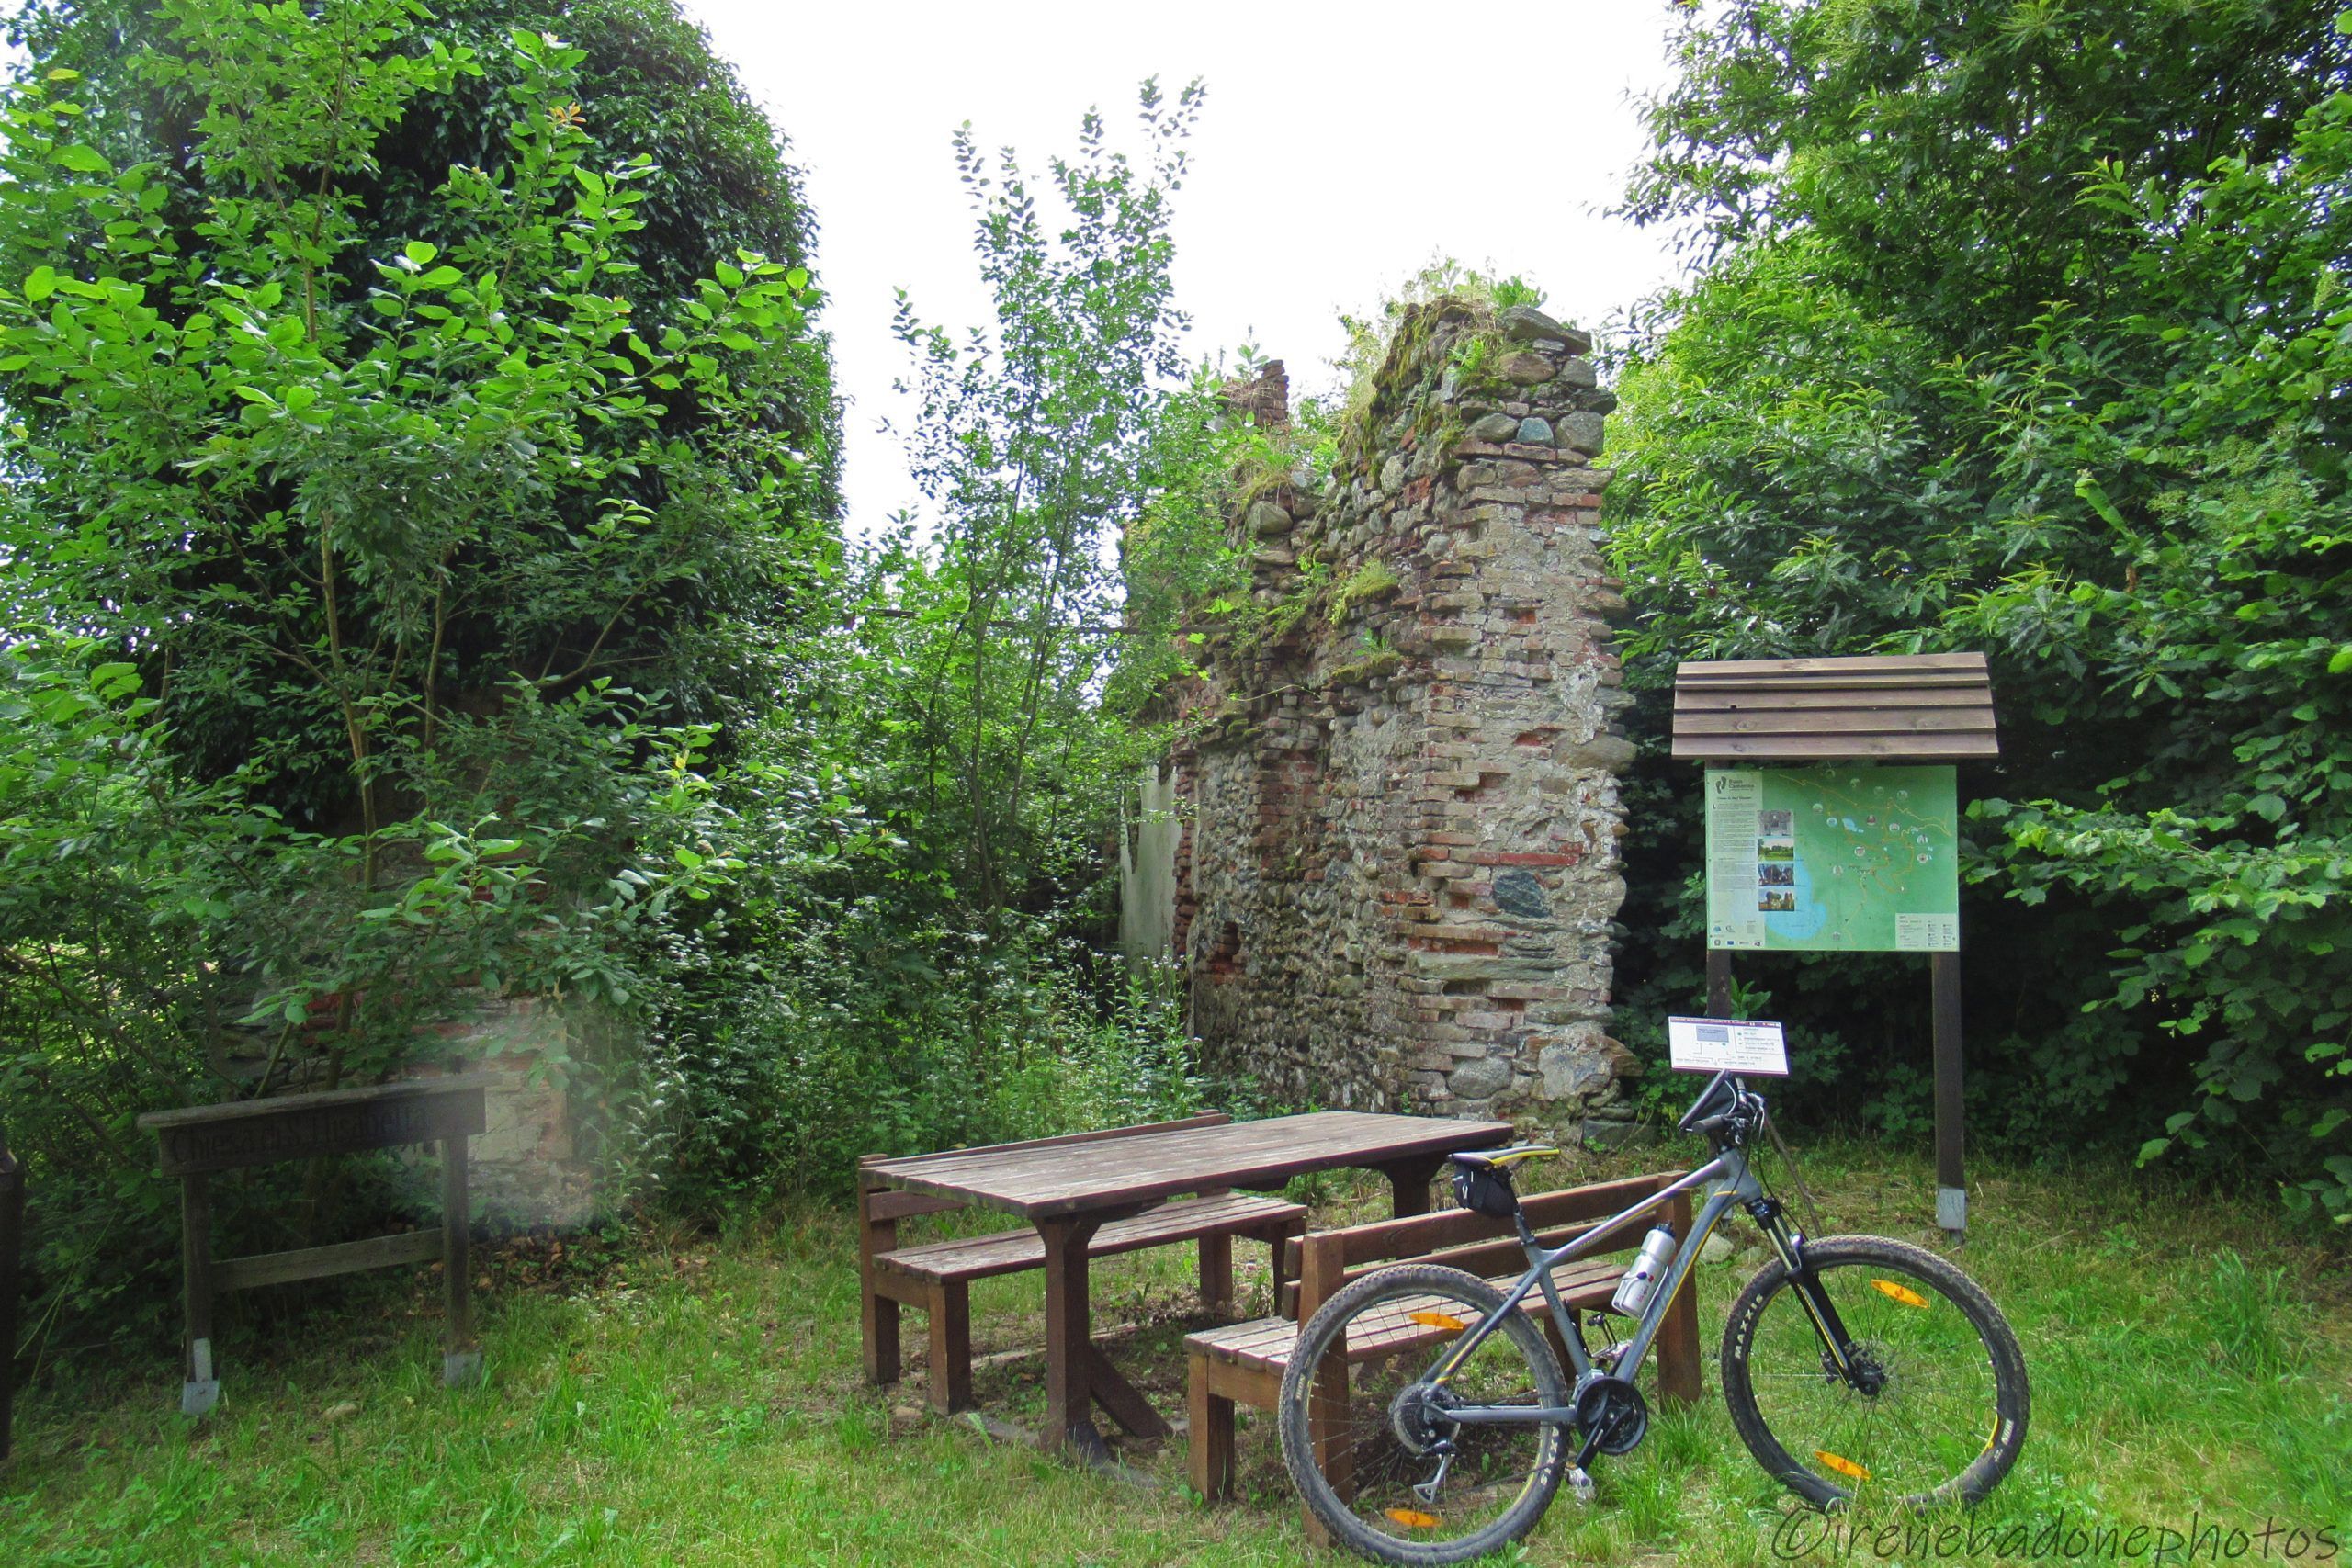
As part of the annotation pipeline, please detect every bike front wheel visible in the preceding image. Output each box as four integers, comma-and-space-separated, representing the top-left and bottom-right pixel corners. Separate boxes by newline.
1276, 1263, 1569, 1566
1722, 1235, 2030, 1509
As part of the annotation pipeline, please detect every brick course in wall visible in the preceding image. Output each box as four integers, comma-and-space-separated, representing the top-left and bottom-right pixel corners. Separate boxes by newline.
1167, 301, 1638, 1140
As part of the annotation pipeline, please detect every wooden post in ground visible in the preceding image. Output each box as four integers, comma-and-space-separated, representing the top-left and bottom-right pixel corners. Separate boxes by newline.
1655, 1187, 1704, 1404
1705, 950, 1734, 1018
178, 1173, 218, 1416
1296, 1231, 1351, 1547
441, 1134, 480, 1385
923, 1281, 971, 1414
855, 1161, 901, 1385
1932, 950, 1966, 1237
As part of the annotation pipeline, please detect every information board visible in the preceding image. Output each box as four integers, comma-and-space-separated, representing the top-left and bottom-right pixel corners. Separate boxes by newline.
1668, 1016, 1790, 1076
1704, 765, 1960, 952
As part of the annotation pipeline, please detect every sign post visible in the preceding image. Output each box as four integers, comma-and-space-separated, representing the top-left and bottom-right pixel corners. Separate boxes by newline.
1672, 654, 1998, 1237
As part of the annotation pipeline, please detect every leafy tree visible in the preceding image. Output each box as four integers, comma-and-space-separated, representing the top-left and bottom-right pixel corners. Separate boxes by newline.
1627, 0, 2352, 349
0, 0, 823, 1343
883, 79, 1203, 915
1609, 0, 2352, 1221
3, 0, 840, 818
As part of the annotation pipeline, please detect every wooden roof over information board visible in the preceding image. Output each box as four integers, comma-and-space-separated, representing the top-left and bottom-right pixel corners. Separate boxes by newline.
1671, 652, 1998, 763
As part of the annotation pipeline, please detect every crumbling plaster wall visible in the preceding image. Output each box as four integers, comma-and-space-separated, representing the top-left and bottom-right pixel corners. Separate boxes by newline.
1168, 300, 1638, 1141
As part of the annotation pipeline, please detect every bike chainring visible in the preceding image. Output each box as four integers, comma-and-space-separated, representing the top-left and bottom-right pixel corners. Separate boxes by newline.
1573, 1373, 1650, 1457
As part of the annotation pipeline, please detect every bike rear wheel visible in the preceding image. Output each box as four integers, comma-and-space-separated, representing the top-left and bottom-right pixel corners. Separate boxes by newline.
1277, 1264, 1569, 1566
1722, 1235, 2030, 1509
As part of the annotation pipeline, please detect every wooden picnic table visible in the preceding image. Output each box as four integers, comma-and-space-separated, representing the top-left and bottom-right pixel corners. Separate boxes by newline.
859, 1110, 1511, 1460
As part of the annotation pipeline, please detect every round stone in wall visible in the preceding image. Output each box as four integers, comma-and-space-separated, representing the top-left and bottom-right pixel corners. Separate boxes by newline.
1540, 1040, 1611, 1100
1556, 411, 1606, 456
1498, 304, 1567, 344
1499, 352, 1556, 387
1247, 500, 1294, 536
1448, 1055, 1514, 1100
1492, 867, 1552, 919
1514, 416, 1554, 447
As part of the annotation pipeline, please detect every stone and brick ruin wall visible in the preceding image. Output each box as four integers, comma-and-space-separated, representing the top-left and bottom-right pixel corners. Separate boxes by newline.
1166, 301, 1638, 1142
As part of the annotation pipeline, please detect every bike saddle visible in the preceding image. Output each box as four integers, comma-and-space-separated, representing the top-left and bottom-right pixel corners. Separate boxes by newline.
1449, 1145, 1562, 1171
1450, 1145, 1559, 1218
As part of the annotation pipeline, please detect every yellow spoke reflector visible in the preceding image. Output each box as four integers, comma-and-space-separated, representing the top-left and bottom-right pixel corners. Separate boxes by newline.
1871, 1279, 1929, 1308
1409, 1310, 1470, 1332
1815, 1450, 1871, 1482
1386, 1508, 1442, 1529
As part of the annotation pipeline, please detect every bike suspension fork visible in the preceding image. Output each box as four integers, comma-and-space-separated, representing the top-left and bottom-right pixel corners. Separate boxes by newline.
1746, 1197, 1865, 1382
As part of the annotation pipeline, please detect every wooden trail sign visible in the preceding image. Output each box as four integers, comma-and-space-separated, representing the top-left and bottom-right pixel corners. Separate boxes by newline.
1673, 654, 1998, 1236
138, 1076, 492, 1416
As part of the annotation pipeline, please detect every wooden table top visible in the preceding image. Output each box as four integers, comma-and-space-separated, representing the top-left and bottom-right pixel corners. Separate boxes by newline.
136, 1073, 500, 1131
862, 1110, 1512, 1220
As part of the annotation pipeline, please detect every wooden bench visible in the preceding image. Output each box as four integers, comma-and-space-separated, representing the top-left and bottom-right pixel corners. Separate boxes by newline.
858, 1114, 1307, 1415
136, 1076, 492, 1416
1184, 1170, 1704, 1520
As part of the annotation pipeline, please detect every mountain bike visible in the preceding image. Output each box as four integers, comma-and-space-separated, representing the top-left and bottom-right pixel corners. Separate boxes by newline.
1275, 1070, 2030, 1565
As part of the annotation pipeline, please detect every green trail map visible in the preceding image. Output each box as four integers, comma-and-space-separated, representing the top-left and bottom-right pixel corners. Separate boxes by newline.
1703, 765, 1960, 953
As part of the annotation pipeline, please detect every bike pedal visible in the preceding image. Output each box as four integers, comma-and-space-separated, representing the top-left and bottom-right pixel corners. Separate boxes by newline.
1591, 1341, 1631, 1371
1566, 1467, 1595, 1506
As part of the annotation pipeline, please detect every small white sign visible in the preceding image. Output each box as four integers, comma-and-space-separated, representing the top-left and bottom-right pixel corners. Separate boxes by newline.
1668, 1016, 1791, 1077
1894, 911, 1960, 952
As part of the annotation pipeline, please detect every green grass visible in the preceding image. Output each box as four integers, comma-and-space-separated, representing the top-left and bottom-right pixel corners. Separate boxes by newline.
4, 1141, 2347, 1565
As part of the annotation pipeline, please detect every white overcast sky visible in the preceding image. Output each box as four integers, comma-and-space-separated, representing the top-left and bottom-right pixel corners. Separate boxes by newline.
682, 0, 1694, 532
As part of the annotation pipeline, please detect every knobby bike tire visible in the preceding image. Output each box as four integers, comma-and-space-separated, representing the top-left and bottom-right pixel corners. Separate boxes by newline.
1277, 1264, 1570, 1567
1721, 1235, 2030, 1510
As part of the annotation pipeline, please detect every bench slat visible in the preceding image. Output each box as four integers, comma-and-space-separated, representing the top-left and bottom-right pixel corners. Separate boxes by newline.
1192, 1260, 1624, 1374
876, 1192, 1304, 1284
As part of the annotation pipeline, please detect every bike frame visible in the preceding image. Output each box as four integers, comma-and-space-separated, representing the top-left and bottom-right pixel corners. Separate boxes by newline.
1427, 1101, 1862, 1427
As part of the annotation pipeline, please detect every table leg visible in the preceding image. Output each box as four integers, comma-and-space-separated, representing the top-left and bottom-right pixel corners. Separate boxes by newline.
1081, 1343, 1172, 1440
1379, 1156, 1446, 1217
1039, 1216, 1108, 1460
